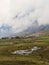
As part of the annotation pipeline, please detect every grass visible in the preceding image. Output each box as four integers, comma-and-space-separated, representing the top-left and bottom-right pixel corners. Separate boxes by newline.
0, 35, 49, 65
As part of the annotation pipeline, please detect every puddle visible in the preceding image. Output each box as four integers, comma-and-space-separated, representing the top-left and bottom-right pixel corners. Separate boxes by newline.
11, 46, 40, 55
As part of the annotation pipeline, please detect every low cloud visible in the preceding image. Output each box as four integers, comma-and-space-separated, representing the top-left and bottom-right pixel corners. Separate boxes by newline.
0, 0, 49, 37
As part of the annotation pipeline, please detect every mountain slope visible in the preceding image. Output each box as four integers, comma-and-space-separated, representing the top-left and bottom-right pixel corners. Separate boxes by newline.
16, 24, 49, 37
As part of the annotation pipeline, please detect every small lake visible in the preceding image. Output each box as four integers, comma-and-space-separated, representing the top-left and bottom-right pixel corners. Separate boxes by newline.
11, 46, 40, 55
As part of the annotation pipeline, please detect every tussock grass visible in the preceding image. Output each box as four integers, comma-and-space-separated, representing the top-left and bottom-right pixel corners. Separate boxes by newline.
0, 35, 49, 65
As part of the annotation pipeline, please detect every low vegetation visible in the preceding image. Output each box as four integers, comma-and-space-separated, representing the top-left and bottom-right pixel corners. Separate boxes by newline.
0, 35, 49, 65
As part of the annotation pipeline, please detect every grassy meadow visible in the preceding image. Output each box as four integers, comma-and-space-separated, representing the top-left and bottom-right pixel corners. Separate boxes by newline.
0, 35, 49, 65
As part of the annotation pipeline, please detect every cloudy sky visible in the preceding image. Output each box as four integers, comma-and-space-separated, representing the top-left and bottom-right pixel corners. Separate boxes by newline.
0, 0, 49, 37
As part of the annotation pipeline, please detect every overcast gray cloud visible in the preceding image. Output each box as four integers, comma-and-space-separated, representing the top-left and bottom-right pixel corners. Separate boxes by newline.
0, 0, 49, 37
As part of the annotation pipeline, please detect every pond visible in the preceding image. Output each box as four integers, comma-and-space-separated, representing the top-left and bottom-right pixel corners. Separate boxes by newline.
11, 46, 40, 55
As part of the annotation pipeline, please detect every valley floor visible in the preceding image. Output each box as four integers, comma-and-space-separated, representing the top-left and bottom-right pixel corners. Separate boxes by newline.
0, 35, 49, 65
